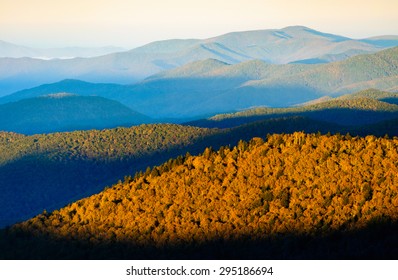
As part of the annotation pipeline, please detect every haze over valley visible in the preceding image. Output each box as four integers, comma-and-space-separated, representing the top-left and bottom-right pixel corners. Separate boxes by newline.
2, 15, 398, 260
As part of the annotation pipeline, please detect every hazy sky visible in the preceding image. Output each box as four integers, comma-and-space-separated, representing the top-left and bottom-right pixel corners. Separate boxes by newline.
1, 0, 397, 48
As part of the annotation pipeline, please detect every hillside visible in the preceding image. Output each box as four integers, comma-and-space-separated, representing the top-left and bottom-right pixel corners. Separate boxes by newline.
0, 113, 381, 230
0, 26, 394, 96
337, 88, 398, 103
189, 92, 398, 128
248, 46, 398, 96
2, 132, 398, 259
0, 94, 151, 134
120, 59, 315, 118
2, 112, 398, 231
0, 124, 218, 228
0, 60, 313, 117
122, 48, 398, 118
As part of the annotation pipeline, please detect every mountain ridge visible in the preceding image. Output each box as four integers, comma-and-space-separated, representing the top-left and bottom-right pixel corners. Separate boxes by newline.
0, 40, 125, 59
1, 26, 397, 96
3, 47, 398, 120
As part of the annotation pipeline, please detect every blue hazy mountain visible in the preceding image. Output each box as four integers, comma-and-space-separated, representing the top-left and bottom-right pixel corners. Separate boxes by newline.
1, 26, 397, 96
0, 79, 128, 105
360, 35, 398, 48
0, 40, 125, 59
120, 47, 398, 118
4, 47, 398, 121
0, 93, 150, 134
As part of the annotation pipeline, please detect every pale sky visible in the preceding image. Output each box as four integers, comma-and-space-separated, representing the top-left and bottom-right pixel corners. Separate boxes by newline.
1, 0, 397, 48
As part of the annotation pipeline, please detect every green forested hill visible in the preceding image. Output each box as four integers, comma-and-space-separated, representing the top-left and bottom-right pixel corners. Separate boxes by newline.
337, 88, 398, 104
190, 94, 398, 128
0, 124, 216, 228
3, 112, 398, 229
2, 132, 398, 259
0, 117, 338, 229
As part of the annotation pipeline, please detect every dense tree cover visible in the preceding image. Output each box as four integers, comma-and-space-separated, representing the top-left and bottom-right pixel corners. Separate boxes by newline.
190, 93, 398, 128
0, 124, 217, 228
0, 124, 212, 166
3, 114, 398, 229
1, 115, 351, 229
3, 112, 398, 229
212, 97, 398, 120
337, 88, 398, 101
2, 132, 398, 259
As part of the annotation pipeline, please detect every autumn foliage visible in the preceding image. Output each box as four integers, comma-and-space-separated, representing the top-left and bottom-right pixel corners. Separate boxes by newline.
2, 132, 398, 258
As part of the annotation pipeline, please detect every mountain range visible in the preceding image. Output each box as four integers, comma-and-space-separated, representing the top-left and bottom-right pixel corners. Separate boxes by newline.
122, 47, 398, 118
3, 89, 398, 227
0, 40, 125, 59
3, 46, 397, 121
2, 25, 398, 260
1, 26, 398, 96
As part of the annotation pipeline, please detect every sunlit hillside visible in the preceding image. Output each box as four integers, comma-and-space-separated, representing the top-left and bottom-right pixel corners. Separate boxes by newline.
189, 90, 398, 129
2, 132, 398, 259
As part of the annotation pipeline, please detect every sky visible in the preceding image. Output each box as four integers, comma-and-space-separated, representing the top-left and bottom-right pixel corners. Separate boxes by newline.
1, 0, 398, 49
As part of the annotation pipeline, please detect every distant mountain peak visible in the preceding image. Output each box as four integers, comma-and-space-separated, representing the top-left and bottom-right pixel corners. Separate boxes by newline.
1, 27, 398, 96
281, 25, 311, 31
281, 25, 350, 42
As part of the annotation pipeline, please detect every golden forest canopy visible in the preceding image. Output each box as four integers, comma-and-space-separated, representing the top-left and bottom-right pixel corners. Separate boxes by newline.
3, 132, 398, 259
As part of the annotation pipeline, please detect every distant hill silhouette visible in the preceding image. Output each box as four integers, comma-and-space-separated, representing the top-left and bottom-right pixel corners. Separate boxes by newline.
0, 93, 151, 134
113, 48, 398, 118
0, 40, 124, 59
1, 26, 396, 96
0, 79, 128, 105
2, 47, 398, 119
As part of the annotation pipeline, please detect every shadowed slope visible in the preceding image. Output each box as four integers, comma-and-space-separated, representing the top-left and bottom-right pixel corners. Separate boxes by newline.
0, 124, 216, 228
2, 133, 398, 259
189, 94, 398, 128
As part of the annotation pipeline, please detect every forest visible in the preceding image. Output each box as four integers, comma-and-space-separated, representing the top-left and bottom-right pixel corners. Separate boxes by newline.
1, 132, 398, 259
190, 89, 398, 128
0, 124, 216, 228
2, 112, 398, 229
